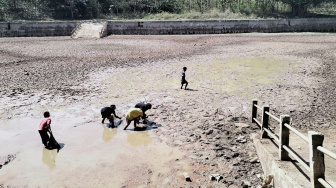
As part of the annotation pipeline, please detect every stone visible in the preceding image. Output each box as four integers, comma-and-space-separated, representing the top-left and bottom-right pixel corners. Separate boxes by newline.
242, 180, 251, 187
232, 153, 240, 158
235, 123, 250, 128
209, 174, 222, 182
236, 135, 247, 143
183, 172, 192, 182
249, 156, 260, 163
218, 115, 224, 121
206, 129, 213, 135
262, 175, 273, 187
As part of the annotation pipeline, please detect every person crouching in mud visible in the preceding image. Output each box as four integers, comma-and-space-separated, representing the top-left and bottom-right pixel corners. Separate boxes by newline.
134, 103, 152, 124
38, 111, 60, 151
123, 108, 143, 130
101, 104, 121, 128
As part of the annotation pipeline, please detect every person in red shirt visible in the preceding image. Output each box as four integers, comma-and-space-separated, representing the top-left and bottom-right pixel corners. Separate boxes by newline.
38, 111, 61, 151
38, 111, 52, 148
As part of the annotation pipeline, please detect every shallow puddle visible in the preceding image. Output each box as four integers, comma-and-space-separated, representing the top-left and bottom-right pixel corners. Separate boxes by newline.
0, 117, 188, 187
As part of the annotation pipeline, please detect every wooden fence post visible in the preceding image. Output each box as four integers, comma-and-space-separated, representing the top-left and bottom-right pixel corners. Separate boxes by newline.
309, 131, 325, 188
261, 106, 270, 138
252, 99, 258, 123
279, 115, 290, 160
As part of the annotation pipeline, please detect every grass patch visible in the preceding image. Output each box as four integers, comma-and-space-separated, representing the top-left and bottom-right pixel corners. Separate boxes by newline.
142, 9, 260, 20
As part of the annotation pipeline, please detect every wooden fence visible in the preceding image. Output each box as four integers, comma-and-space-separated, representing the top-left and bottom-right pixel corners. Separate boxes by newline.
252, 99, 336, 188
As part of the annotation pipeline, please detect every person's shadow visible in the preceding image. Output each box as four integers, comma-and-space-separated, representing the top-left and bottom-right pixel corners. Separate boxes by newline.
185, 88, 198, 91
132, 120, 162, 131
103, 120, 123, 129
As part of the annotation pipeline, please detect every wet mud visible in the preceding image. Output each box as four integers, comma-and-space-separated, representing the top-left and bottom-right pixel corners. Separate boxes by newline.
1, 33, 336, 187
0, 154, 16, 169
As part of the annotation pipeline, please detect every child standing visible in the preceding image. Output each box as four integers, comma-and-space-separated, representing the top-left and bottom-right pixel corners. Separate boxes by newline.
181, 67, 188, 90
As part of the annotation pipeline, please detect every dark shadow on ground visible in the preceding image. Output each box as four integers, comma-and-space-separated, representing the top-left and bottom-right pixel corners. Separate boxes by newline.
185, 88, 198, 91
58, 143, 65, 150
291, 160, 310, 181
287, 145, 310, 181
269, 138, 310, 181
131, 120, 162, 131
103, 120, 123, 128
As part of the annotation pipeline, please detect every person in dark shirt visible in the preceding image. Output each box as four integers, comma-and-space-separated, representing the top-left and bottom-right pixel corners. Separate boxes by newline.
100, 105, 121, 127
134, 103, 152, 122
181, 67, 188, 90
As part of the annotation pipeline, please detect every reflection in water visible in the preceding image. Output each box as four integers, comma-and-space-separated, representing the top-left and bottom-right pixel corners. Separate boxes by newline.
102, 124, 117, 142
42, 148, 57, 169
126, 131, 152, 147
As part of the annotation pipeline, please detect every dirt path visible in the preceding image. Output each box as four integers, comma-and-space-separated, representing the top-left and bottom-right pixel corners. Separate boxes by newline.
1, 33, 336, 187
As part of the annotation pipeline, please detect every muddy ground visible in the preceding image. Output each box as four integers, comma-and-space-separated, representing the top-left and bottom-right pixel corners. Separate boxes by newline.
1, 33, 336, 187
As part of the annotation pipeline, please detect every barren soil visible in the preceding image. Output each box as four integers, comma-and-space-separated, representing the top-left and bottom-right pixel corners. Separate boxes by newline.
1, 33, 336, 187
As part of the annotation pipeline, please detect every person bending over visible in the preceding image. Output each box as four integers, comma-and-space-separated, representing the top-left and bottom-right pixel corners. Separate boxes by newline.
38, 111, 52, 148
134, 102, 152, 123
101, 105, 121, 128
123, 108, 143, 130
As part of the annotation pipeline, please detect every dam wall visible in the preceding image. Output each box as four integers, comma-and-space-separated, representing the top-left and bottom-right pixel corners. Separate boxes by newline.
0, 21, 76, 37
107, 18, 336, 35
1, 18, 336, 37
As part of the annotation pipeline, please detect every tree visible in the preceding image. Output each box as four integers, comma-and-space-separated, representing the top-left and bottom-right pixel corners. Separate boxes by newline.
278, 0, 332, 16
0, 0, 8, 20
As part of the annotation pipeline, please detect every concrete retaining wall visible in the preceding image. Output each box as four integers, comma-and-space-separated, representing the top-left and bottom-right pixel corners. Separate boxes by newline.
252, 133, 309, 187
107, 18, 336, 35
0, 21, 76, 37
1, 18, 336, 37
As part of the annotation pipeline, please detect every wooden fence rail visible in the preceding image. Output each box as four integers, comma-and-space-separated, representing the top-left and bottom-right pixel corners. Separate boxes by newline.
251, 99, 335, 188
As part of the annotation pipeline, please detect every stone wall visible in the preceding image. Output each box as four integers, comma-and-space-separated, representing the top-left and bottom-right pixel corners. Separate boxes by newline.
0, 21, 76, 37
107, 18, 336, 35
1, 18, 336, 37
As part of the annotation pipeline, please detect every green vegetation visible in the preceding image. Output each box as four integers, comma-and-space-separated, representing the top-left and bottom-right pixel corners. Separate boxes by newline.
0, 0, 335, 21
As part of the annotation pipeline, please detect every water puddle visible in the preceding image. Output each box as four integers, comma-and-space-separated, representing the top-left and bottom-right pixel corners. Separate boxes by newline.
0, 117, 189, 187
